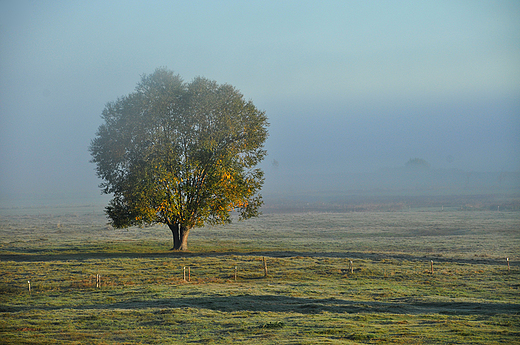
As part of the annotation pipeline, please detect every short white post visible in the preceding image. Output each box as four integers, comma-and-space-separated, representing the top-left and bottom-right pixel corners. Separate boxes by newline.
234, 266, 237, 281
507, 258, 510, 271
183, 267, 186, 281
28, 280, 31, 292
350, 260, 353, 274
430, 260, 434, 275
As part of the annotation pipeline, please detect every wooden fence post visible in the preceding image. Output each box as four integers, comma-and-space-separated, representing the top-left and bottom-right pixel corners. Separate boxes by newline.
507, 258, 510, 271
234, 266, 237, 281
430, 260, 434, 275
263, 257, 268, 277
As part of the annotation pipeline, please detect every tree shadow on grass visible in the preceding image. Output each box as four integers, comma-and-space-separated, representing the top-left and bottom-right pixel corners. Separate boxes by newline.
107, 295, 520, 315
5, 294, 519, 316
0, 250, 512, 267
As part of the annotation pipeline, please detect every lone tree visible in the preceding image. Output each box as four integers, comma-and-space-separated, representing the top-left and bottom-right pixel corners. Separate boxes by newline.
90, 68, 269, 250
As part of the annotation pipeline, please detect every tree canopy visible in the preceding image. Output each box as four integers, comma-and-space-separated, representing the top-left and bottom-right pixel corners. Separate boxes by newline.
89, 68, 269, 250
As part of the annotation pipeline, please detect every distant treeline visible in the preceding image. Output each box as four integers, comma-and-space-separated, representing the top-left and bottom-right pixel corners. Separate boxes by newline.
263, 168, 520, 213
264, 169, 520, 197
263, 193, 520, 213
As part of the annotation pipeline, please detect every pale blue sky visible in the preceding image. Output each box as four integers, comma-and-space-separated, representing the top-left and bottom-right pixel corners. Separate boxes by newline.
1, 0, 519, 203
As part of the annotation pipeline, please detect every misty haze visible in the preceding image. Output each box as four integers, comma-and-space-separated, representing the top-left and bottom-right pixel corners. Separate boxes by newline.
1, 2, 519, 343
1, 1, 519, 211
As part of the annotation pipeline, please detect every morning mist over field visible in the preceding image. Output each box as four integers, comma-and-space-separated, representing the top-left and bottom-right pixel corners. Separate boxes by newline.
1, 1, 519, 208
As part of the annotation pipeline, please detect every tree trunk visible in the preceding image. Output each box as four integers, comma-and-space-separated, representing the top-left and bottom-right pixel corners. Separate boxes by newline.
168, 223, 180, 250
178, 227, 190, 251
168, 223, 190, 251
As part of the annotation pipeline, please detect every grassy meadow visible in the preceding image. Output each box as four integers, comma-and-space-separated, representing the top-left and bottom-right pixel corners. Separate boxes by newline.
1, 199, 519, 344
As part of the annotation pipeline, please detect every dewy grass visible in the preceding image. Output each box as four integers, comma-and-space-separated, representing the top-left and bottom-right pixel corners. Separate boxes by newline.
1, 209, 519, 344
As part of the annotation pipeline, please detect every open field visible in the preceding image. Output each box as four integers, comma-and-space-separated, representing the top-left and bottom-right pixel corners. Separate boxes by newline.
1, 202, 519, 344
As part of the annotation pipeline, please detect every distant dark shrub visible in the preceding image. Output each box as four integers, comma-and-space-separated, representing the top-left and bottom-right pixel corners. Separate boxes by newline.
405, 158, 431, 170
